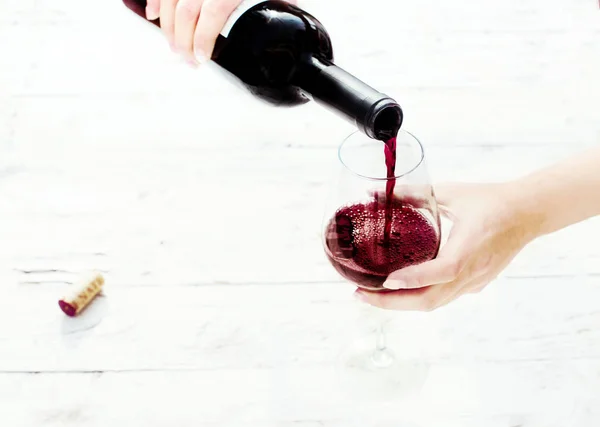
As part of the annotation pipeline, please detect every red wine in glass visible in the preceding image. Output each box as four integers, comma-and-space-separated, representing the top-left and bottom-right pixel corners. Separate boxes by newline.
324, 198, 440, 289
323, 130, 440, 290
383, 135, 397, 245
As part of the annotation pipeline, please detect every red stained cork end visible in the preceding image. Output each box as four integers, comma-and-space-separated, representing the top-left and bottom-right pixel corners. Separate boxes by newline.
58, 272, 104, 317
58, 300, 77, 317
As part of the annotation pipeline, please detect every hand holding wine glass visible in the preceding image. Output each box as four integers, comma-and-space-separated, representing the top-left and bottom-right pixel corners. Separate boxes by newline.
142, 0, 296, 64
357, 144, 600, 312
355, 182, 538, 311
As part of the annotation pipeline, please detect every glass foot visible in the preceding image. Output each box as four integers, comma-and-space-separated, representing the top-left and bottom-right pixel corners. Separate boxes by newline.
370, 347, 395, 369
336, 334, 430, 402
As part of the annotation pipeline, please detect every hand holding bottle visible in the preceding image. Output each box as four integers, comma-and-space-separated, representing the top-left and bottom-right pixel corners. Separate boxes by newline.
144, 0, 296, 65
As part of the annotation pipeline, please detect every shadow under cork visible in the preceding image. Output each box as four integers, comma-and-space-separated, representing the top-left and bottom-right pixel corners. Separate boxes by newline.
59, 293, 109, 348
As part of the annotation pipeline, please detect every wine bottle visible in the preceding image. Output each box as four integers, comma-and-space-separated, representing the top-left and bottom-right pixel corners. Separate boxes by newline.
123, 0, 403, 140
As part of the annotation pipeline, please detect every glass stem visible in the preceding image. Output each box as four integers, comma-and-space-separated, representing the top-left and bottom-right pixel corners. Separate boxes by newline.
376, 321, 387, 353
370, 317, 394, 368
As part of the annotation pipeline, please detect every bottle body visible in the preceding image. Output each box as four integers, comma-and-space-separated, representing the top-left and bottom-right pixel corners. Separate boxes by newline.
211, 0, 333, 107
123, 0, 403, 139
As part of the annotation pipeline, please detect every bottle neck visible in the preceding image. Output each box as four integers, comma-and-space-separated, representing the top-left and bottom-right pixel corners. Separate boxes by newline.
295, 56, 403, 140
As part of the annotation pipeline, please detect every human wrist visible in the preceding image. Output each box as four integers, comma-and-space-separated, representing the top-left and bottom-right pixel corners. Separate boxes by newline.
499, 178, 549, 242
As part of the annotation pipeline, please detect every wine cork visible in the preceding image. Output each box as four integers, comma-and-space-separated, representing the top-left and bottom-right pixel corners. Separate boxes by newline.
58, 273, 105, 317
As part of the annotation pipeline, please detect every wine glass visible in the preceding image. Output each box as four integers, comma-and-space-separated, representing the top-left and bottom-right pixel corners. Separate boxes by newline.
322, 129, 441, 398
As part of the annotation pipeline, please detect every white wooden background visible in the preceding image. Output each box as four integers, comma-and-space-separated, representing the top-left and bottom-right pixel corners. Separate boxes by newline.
1, 0, 600, 426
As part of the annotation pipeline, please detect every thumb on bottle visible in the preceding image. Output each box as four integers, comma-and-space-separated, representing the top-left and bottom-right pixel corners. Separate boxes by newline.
145, 0, 160, 20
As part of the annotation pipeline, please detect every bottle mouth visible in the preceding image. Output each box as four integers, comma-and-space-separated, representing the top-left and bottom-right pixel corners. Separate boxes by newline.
365, 99, 403, 140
